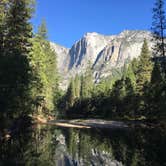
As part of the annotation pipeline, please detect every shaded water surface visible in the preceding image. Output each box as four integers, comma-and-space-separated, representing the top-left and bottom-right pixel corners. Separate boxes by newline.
0, 123, 166, 166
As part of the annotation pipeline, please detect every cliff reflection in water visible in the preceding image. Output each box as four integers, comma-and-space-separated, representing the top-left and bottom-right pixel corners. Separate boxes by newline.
0, 124, 166, 166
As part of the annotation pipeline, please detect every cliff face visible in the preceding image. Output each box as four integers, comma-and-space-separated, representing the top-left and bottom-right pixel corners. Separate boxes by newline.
68, 32, 114, 70
50, 30, 153, 89
50, 42, 70, 74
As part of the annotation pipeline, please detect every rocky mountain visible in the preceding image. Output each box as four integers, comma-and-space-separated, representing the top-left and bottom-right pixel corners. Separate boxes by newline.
51, 30, 153, 89
50, 42, 69, 74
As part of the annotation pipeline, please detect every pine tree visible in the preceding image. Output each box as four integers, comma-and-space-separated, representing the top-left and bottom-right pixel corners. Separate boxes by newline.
136, 39, 153, 94
30, 20, 59, 114
152, 0, 166, 57
131, 58, 139, 75
151, 62, 163, 84
80, 75, 88, 98
0, 0, 34, 115
148, 0, 166, 118
124, 77, 136, 118
110, 79, 126, 116
5, 0, 33, 56
123, 63, 136, 88
44, 40, 59, 111
86, 64, 94, 96
80, 66, 93, 99
66, 79, 75, 107
112, 79, 126, 101
148, 61, 165, 118
74, 74, 81, 98
37, 19, 48, 39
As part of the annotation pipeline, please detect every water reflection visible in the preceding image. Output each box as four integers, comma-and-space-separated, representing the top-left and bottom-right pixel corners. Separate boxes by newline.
0, 124, 166, 166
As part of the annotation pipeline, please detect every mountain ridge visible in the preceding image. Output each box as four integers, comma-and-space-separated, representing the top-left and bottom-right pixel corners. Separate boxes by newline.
50, 30, 153, 89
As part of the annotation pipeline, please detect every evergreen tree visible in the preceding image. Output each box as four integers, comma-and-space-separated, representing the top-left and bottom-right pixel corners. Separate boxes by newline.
66, 79, 75, 107
121, 63, 137, 118
136, 39, 153, 94
95, 78, 112, 96
86, 62, 94, 94
123, 63, 136, 88
152, 0, 166, 57
74, 74, 81, 98
5, 0, 33, 56
80, 75, 88, 99
147, 61, 165, 118
148, 0, 166, 118
37, 19, 48, 39
112, 79, 126, 101
131, 58, 139, 75
0, 0, 34, 116
30, 20, 59, 114
151, 62, 163, 84
80, 63, 94, 99
110, 79, 126, 116
124, 77, 136, 118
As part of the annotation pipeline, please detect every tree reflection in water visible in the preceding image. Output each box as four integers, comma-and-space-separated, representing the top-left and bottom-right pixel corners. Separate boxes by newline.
0, 124, 166, 166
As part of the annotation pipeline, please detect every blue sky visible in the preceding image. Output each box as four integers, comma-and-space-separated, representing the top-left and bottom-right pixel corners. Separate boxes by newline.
31, 0, 155, 48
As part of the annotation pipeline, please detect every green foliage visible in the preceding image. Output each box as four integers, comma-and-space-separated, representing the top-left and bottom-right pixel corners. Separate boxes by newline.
136, 39, 153, 94
5, 0, 33, 56
123, 64, 136, 89
146, 61, 166, 118
131, 58, 139, 75
37, 19, 48, 39
0, 1, 59, 124
1, 0, 165, 122
146, 0, 166, 118
0, 0, 34, 117
80, 75, 89, 98
94, 73, 121, 96
30, 21, 59, 114
64, 64, 94, 116
74, 74, 81, 98
80, 64, 94, 99
65, 75, 82, 109
151, 62, 163, 84
152, 0, 166, 57
111, 79, 126, 102
64, 35, 166, 120
65, 78, 76, 108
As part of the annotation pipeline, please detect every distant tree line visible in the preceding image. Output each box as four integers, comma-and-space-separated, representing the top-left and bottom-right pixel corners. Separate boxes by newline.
62, 0, 166, 120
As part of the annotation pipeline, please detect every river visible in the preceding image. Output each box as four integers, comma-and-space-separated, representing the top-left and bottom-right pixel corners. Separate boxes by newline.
0, 123, 166, 166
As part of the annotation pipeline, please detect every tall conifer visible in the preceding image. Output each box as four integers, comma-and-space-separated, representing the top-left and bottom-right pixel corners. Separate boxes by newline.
136, 39, 153, 94
0, 0, 34, 115
152, 0, 166, 57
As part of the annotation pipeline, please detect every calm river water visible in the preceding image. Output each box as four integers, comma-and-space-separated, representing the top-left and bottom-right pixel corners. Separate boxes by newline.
0, 123, 166, 166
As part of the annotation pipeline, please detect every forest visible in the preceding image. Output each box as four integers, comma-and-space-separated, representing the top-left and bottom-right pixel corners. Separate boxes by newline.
0, 0, 166, 132
63, 39, 166, 120
0, 0, 59, 129
60, 0, 166, 120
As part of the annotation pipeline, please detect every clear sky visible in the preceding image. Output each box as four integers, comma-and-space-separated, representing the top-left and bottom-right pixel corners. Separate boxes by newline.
31, 0, 155, 48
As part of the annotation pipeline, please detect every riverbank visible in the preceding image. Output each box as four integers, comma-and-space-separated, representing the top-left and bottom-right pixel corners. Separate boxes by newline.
34, 115, 166, 129
34, 115, 129, 129
49, 119, 129, 129
1, 115, 165, 141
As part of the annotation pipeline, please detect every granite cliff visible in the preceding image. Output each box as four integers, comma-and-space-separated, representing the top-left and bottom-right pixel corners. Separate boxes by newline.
50, 30, 153, 89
